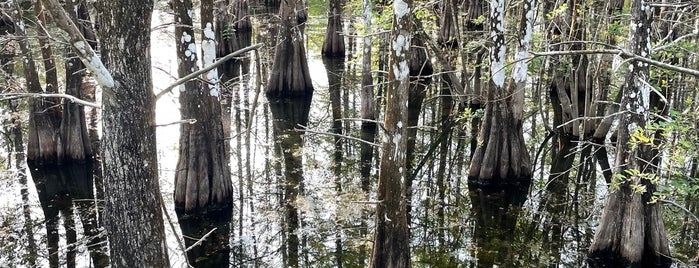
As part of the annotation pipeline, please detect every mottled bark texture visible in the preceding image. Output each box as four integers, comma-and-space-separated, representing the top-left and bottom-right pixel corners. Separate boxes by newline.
96, 1, 170, 266
467, 0, 531, 186
266, 0, 313, 97
173, 0, 233, 265
270, 97, 312, 268
368, 0, 412, 267
321, 0, 345, 57
588, 1, 671, 267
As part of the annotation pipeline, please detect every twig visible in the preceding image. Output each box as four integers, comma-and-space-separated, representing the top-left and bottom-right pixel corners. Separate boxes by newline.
297, 128, 380, 147
155, 43, 263, 100
155, 119, 197, 127
531, 49, 699, 77
1, 93, 100, 108
660, 199, 699, 223
185, 227, 218, 252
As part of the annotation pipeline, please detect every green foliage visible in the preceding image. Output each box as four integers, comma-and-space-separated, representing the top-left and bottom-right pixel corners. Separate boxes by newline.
545, 3, 568, 20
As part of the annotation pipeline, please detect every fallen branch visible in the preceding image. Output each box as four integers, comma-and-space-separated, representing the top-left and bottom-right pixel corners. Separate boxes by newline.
155, 43, 263, 100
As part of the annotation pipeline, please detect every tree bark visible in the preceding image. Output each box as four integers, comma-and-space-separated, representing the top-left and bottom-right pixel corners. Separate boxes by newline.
588, 1, 671, 266
96, 1, 170, 265
467, 0, 532, 186
266, 0, 313, 97
322, 0, 345, 57
172, 0, 233, 265
368, 0, 412, 266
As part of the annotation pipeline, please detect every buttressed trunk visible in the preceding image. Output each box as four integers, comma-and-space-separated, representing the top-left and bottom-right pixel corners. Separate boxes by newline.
588, 1, 671, 266
467, 0, 531, 186
266, 0, 313, 97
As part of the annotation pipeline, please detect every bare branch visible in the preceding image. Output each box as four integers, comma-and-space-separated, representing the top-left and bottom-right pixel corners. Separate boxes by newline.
298, 127, 380, 148
1, 93, 100, 108
531, 49, 699, 77
155, 119, 197, 127
184, 227, 218, 253
40, 0, 114, 88
155, 43, 263, 100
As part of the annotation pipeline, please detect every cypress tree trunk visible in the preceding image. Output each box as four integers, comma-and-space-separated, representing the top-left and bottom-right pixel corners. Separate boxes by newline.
588, 1, 671, 266
368, 0, 412, 266
467, 0, 531, 186
266, 0, 313, 97
96, 1, 170, 265
322, 0, 345, 57
11, 2, 61, 164
437, 0, 458, 47
172, 0, 233, 266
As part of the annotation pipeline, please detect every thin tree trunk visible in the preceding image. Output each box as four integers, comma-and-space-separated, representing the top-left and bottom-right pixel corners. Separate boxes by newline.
368, 0, 412, 266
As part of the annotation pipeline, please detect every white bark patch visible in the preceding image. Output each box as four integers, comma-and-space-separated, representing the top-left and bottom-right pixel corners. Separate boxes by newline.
73, 41, 115, 88
186, 43, 197, 61
202, 22, 220, 97
491, 46, 506, 87
490, 0, 506, 87
392, 133, 402, 161
392, 32, 411, 81
181, 32, 192, 43
394, 0, 409, 24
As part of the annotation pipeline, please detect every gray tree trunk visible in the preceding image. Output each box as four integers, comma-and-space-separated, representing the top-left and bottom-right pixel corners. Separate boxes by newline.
96, 1, 170, 266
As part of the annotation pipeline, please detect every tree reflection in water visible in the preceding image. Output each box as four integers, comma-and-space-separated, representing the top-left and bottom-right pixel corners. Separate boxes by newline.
29, 161, 108, 268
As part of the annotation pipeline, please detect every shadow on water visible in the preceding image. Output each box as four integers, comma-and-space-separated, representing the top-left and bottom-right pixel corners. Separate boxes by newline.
269, 96, 312, 268
468, 184, 528, 268
28, 161, 108, 268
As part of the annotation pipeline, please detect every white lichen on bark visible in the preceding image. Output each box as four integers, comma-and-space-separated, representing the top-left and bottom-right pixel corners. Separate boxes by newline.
490, 0, 506, 87
73, 41, 115, 88
394, 0, 409, 24
201, 22, 220, 96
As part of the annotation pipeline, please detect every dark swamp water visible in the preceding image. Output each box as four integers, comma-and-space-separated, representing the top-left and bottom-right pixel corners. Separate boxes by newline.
1, 1, 698, 267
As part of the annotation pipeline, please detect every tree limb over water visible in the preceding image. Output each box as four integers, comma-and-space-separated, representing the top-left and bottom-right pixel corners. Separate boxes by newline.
155, 43, 263, 101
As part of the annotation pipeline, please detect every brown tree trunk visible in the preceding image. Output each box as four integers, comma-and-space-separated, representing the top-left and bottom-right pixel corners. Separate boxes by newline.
437, 0, 458, 48
368, 0, 412, 266
11, 2, 61, 164
588, 1, 671, 266
172, 0, 233, 266
96, 1, 170, 265
322, 0, 345, 57
59, 0, 94, 163
266, 0, 313, 97
405, 37, 432, 225
467, 0, 531, 186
